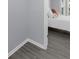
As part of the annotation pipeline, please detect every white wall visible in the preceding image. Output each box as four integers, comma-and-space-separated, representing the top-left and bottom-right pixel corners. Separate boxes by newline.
44, 0, 50, 47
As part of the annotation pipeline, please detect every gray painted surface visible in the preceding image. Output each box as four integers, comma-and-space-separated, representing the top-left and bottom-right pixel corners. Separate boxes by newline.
9, 30, 70, 59
8, 0, 29, 52
8, 0, 46, 52
50, 0, 61, 13
28, 0, 44, 45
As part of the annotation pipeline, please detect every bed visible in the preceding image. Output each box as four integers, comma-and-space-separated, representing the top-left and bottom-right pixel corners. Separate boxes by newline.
48, 15, 70, 31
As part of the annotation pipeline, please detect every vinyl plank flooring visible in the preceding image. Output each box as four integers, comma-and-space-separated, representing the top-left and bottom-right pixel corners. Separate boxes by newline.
9, 30, 70, 59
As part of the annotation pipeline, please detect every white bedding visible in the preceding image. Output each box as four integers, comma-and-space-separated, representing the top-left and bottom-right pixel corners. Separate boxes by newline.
48, 15, 70, 31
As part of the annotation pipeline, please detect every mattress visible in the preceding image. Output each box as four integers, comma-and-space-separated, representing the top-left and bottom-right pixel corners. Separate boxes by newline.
48, 15, 70, 31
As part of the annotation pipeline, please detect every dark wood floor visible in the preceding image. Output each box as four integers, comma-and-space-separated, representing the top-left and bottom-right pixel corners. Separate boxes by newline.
9, 30, 70, 59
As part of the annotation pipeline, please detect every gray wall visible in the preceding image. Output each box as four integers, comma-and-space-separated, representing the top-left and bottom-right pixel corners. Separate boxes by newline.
9, 0, 45, 52
28, 0, 44, 45
50, 0, 61, 14
8, 0, 29, 52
